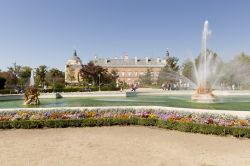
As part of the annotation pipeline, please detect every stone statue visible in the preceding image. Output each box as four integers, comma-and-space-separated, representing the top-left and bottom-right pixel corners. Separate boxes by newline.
23, 86, 40, 105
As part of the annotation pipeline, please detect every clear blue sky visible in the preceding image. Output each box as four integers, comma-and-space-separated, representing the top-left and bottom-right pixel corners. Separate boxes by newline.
0, 0, 250, 71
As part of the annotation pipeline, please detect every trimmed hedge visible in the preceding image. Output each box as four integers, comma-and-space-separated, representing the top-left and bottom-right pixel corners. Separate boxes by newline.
43, 86, 120, 93
0, 89, 13, 94
0, 77, 6, 89
0, 118, 249, 138
0, 86, 121, 94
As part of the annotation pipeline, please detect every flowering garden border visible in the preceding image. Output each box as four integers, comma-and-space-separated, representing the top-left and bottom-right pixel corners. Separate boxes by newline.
0, 118, 250, 138
0, 107, 249, 138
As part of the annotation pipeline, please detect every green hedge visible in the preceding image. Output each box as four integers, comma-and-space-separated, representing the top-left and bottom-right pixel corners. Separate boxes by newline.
0, 85, 121, 94
0, 89, 13, 94
0, 77, 6, 89
0, 118, 249, 138
42, 86, 120, 93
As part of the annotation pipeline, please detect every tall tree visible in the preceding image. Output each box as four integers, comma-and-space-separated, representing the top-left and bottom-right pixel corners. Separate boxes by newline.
236, 52, 250, 64
102, 69, 119, 87
0, 71, 18, 88
7, 63, 22, 78
165, 56, 180, 72
181, 60, 194, 82
79, 62, 117, 86
139, 68, 152, 86
35, 65, 48, 87
46, 68, 65, 89
0, 77, 6, 89
157, 56, 180, 85
221, 52, 250, 89
19, 66, 32, 87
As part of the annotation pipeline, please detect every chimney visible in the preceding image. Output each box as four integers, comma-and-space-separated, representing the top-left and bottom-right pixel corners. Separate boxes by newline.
166, 49, 170, 58
157, 57, 160, 63
134, 56, 137, 63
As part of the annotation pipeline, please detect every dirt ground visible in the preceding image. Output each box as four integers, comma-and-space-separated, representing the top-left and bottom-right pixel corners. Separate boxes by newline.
0, 126, 249, 166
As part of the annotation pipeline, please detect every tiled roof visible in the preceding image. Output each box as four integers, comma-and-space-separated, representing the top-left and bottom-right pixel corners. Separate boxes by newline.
94, 57, 166, 68
69, 55, 81, 62
67, 50, 82, 65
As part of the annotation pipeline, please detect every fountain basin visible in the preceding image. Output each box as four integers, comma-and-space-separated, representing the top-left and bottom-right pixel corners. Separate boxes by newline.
1, 92, 250, 111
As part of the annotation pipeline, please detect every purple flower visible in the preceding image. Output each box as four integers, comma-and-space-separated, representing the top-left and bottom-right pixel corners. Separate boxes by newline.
44, 112, 51, 118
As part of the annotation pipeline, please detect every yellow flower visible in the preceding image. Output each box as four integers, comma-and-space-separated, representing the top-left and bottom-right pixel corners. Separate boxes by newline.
148, 114, 157, 119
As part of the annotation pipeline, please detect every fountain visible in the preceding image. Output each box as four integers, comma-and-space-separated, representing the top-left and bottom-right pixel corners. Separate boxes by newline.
191, 20, 217, 103
29, 69, 35, 87
23, 70, 40, 105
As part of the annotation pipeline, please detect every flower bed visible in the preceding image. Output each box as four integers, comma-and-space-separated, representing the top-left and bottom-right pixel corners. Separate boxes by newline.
0, 107, 249, 138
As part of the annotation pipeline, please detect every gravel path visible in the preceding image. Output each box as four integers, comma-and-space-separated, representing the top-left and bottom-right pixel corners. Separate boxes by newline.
0, 126, 249, 166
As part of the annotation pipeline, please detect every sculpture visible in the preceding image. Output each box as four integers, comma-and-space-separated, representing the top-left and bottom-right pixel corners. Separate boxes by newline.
23, 86, 40, 105
23, 70, 40, 105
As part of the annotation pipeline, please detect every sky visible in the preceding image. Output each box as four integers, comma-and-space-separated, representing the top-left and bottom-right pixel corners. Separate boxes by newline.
0, 0, 250, 71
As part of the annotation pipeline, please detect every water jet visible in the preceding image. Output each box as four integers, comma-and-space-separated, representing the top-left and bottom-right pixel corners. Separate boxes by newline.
191, 20, 217, 103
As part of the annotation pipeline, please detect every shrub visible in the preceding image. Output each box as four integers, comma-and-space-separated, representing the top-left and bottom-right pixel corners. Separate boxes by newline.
53, 83, 65, 92
0, 118, 249, 138
0, 77, 6, 89
0, 89, 13, 94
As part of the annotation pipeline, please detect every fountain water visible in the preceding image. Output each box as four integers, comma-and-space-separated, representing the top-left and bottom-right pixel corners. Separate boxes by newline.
23, 69, 40, 105
29, 69, 35, 86
191, 21, 217, 103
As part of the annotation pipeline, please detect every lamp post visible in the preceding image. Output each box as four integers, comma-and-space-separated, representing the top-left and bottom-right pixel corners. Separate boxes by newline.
98, 74, 101, 92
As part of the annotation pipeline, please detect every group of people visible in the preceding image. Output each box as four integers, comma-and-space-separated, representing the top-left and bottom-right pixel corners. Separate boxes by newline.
220, 83, 239, 91
161, 83, 178, 91
161, 82, 191, 91
14, 86, 24, 94
131, 83, 138, 92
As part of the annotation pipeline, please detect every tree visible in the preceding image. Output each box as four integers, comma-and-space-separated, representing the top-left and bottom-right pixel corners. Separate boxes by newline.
221, 52, 250, 89
0, 77, 6, 89
166, 56, 180, 72
109, 69, 119, 84
19, 66, 32, 87
236, 52, 250, 64
101, 69, 119, 86
138, 68, 152, 86
0, 71, 18, 88
6, 63, 34, 88
79, 62, 118, 86
180, 50, 224, 87
7, 63, 22, 78
46, 68, 64, 84
46, 68, 65, 90
181, 60, 194, 82
157, 56, 180, 85
35, 65, 48, 87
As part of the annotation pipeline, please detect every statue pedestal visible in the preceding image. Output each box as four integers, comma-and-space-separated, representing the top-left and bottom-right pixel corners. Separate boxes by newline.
191, 93, 216, 103
23, 97, 40, 105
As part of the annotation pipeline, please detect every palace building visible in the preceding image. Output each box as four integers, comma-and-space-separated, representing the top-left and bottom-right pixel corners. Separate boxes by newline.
65, 51, 168, 85
65, 50, 83, 85
93, 55, 166, 85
